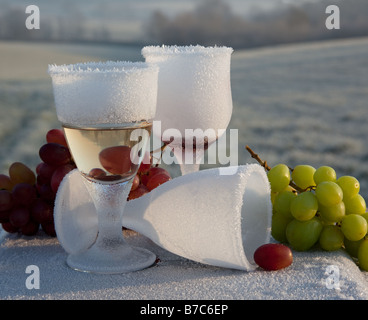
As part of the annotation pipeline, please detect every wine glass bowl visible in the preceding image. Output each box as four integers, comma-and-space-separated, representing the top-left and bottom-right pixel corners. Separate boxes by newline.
48, 61, 158, 273
142, 45, 233, 175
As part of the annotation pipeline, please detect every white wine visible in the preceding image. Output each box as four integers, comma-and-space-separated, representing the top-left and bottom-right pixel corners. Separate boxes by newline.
63, 121, 152, 184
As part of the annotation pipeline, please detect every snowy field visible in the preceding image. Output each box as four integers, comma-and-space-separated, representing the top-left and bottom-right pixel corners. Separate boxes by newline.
0, 37, 368, 196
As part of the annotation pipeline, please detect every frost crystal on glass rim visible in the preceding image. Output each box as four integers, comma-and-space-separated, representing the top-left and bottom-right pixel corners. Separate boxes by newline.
48, 61, 159, 126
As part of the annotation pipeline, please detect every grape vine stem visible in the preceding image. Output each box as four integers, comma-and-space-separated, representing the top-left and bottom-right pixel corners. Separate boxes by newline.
151, 144, 168, 167
245, 145, 304, 193
245, 145, 271, 171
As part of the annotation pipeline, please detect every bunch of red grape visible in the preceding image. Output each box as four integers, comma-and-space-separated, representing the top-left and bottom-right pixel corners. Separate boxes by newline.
128, 152, 171, 200
0, 128, 171, 238
0, 129, 76, 236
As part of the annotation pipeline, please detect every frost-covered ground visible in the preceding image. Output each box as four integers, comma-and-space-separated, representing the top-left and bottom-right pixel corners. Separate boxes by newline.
0, 38, 368, 196
2, 228, 368, 300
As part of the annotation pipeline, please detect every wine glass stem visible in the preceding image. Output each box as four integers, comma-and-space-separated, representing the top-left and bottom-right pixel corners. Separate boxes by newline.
82, 178, 132, 247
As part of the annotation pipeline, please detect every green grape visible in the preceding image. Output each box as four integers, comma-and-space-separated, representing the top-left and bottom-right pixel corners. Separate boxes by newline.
341, 214, 367, 241
273, 190, 297, 219
358, 239, 368, 271
361, 212, 368, 224
319, 225, 344, 251
267, 164, 290, 193
336, 176, 360, 200
344, 238, 364, 258
319, 201, 345, 223
291, 165, 316, 190
271, 192, 278, 205
290, 191, 318, 221
320, 219, 336, 226
286, 217, 323, 251
344, 194, 366, 215
315, 181, 343, 207
271, 211, 292, 243
313, 166, 336, 185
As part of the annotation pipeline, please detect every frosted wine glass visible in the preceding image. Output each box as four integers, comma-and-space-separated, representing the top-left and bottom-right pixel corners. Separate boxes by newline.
48, 61, 159, 273
54, 164, 272, 271
142, 45, 233, 175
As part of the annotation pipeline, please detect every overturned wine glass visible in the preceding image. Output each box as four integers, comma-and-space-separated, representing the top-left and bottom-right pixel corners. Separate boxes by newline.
54, 164, 272, 271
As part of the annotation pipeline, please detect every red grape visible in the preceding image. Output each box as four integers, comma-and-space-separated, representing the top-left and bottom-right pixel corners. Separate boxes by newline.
37, 184, 55, 203
12, 183, 37, 207
0, 210, 10, 223
39, 143, 72, 166
41, 221, 56, 237
146, 173, 171, 191
37, 162, 57, 183
50, 164, 75, 194
0, 174, 13, 191
254, 243, 293, 271
140, 173, 150, 186
99, 146, 132, 175
128, 185, 149, 200
138, 152, 151, 174
2, 221, 19, 233
21, 220, 40, 236
140, 166, 171, 188
0, 189, 14, 211
9, 207, 30, 228
148, 166, 171, 178
88, 168, 107, 180
9, 162, 36, 186
36, 162, 43, 175
37, 174, 48, 186
131, 175, 140, 191
46, 128, 68, 147
31, 198, 53, 223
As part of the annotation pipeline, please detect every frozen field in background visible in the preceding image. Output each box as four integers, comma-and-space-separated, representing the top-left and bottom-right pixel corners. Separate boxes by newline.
0, 38, 367, 195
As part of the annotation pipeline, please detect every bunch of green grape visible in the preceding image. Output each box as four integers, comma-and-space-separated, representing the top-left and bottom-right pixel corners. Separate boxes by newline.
269, 163, 368, 271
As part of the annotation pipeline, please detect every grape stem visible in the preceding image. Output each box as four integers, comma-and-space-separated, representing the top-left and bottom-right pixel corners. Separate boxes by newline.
151, 144, 168, 168
245, 145, 304, 193
245, 145, 271, 171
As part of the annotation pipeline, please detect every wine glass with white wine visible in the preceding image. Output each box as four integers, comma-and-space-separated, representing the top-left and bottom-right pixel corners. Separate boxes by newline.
48, 61, 158, 273
142, 45, 233, 175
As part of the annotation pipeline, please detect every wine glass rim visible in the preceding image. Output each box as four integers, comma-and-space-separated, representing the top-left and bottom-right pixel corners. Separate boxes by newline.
142, 45, 233, 56
48, 61, 157, 75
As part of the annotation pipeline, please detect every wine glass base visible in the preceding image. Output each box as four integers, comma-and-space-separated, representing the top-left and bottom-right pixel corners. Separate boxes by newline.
66, 244, 156, 274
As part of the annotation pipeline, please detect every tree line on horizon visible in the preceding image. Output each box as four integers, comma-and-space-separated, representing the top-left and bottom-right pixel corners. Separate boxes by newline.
145, 0, 368, 48
0, 0, 367, 48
